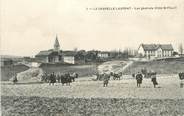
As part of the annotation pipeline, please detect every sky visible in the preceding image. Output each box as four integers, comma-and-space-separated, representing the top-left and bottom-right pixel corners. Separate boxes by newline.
1, 0, 184, 56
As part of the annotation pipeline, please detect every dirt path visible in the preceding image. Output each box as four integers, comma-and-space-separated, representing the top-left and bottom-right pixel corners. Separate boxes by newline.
98, 60, 134, 74
117, 61, 134, 73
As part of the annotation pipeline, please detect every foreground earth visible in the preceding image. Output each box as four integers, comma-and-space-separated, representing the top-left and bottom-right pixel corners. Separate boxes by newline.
1, 74, 184, 99
1, 60, 184, 116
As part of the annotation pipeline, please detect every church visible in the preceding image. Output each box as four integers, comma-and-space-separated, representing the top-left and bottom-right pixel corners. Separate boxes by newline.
35, 36, 76, 64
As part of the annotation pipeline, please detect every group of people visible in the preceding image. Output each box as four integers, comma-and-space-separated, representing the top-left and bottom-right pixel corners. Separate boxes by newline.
97, 71, 158, 88
97, 72, 158, 88
41, 72, 79, 85
11, 69, 183, 88
134, 71, 158, 88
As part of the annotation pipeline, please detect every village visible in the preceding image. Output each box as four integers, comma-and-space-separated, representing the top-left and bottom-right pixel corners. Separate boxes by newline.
1, 35, 183, 67
1, 0, 184, 115
1, 35, 184, 82
1, 35, 184, 116
1, 37, 184, 115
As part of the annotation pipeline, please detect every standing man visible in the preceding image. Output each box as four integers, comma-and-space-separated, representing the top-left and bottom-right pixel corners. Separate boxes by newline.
49, 72, 56, 85
179, 72, 184, 88
136, 72, 143, 87
151, 72, 158, 88
103, 73, 110, 87
13, 73, 18, 84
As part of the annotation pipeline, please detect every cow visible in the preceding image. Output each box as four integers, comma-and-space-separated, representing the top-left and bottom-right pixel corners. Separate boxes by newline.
60, 73, 72, 86
110, 72, 122, 80
70, 72, 79, 82
41, 72, 50, 83
96, 73, 104, 81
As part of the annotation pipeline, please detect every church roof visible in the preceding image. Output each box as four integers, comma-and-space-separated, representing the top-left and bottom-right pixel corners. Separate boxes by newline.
36, 50, 53, 56
54, 36, 60, 48
36, 49, 62, 56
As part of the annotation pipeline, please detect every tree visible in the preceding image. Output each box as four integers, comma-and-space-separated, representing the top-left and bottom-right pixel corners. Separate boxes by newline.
86, 50, 98, 62
178, 43, 183, 55
73, 47, 78, 52
172, 51, 178, 56
75, 50, 86, 60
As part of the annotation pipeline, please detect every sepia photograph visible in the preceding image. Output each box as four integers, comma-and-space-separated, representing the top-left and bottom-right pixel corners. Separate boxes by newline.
1, 0, 184, 115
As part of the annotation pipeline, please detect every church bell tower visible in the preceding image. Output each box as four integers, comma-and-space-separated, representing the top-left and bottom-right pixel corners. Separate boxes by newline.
54, 35, 60, 51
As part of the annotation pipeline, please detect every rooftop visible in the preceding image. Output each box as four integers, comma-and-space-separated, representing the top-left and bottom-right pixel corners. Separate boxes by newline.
140, 44, 173, 51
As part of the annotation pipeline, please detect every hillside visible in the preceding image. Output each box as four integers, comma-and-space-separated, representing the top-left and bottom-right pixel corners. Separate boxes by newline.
123, 58, 184, 74
40, 64, 98, 77
0, 55, 23, 59
1, 64, 29, 81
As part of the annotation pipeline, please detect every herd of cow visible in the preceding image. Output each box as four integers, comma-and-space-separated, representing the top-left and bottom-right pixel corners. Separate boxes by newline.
41, 72, 79, 85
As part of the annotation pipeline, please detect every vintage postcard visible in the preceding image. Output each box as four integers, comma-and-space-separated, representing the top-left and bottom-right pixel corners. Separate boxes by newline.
1, 0, 184, 115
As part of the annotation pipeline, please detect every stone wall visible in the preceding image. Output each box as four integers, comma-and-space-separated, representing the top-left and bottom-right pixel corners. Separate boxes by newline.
1, 96, 184, 116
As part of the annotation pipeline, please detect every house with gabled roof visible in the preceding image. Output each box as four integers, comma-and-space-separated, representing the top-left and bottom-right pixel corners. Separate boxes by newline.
138, 44, 174, 59
97, 51, 110, 59
35, 49, 63, 63
62, 51, 76, 64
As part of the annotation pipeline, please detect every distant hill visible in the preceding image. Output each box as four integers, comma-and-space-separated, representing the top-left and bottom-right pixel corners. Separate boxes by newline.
123, 57, 184, 74
0, 55, 23, 58
1, 64, 29, 81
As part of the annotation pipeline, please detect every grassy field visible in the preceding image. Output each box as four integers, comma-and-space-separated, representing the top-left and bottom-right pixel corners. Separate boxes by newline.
1, 75, 184, 116
2, 75, 183, 99
1, 59, 184, 116
40, 64, 98, 77
123, 60, 184, 74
